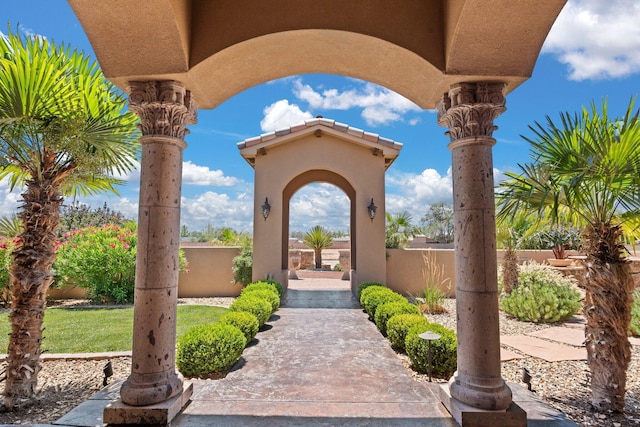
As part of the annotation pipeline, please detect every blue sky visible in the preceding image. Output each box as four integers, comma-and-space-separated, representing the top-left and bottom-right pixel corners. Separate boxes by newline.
2, 1, 640, 233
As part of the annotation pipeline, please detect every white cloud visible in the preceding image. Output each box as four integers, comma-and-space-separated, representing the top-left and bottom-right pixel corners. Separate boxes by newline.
260, 99, 314, 132
181, 191, 253, 231
182, 161, 239, 186
289, 183, 350, 231
293, 79, 422, 127
544, 0, 640, 80
0, 178, 21, 217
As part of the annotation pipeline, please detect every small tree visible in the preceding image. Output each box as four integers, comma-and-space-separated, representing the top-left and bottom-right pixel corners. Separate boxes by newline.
422, 202, 454, 243
385, 211, 420, 249
303, 225, 333, 269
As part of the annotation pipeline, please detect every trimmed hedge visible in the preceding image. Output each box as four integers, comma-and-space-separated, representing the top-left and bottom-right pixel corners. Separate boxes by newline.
218, 311, 260, 342
405, 322, 457, 378
241, 288, 280, 312
229, 295, 272, 327
176, 323, 246, 377
374, 301, 420, 336
361, 288, 405, 320
357, 281, 386, 302
387, 314, 429, 352
247, 280, 284, 298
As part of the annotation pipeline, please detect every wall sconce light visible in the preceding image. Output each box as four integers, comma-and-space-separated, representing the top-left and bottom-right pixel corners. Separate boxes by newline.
367, 198, 377, 222
261, 197, 271, 221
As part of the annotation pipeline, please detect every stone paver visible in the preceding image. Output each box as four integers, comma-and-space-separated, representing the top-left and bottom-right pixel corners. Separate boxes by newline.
501, 348, 525, 361
501, 335, 586, 362
527, 326, 585, 347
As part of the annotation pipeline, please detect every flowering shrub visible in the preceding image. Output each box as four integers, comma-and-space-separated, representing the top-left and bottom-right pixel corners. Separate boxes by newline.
54, 222, 188, 304
0, 237, 20, 305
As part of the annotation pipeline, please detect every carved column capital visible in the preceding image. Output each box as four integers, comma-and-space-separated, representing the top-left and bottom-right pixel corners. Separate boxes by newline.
437, 82, 506, 143
128, 81, 197, 140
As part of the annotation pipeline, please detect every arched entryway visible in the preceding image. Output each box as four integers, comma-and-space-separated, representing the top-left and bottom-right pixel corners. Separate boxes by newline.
238, 118, 401, 294
68, 1, 567, 424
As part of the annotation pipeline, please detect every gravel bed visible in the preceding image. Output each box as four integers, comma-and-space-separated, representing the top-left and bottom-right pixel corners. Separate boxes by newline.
2, 296, 640, 426
407, 298, 640, 427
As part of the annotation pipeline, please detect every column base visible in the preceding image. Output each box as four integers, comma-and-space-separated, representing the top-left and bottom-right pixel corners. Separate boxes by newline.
104, 381, 193, 425
440, 383, 526, 427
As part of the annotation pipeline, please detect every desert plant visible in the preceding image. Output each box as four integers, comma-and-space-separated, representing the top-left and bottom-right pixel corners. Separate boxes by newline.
232, 243, 253, 286
241, 288, 280, 313
229, 295, 273, 327
415, 250, 450, 314
405, 322, 457, 378
303, 225, 334, 268
374, 301, 420, 336
361, 287, 406, 320
218, 311, 260, 343
357, 282, 386, 304
176, 323, 246, 377
387, 314, 429, 353
500, 263, 581, 323
385, 211, 420, 249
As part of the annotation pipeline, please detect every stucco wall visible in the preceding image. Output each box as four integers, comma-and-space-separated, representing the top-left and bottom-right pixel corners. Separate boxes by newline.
177, 246, 242, 297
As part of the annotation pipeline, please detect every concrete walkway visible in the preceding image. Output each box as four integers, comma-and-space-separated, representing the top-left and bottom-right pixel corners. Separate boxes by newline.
51, 277, 577, 427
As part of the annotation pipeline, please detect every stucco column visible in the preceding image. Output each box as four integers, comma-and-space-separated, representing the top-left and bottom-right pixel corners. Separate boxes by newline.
120, 81, 196, 406
437, 82, 512, 416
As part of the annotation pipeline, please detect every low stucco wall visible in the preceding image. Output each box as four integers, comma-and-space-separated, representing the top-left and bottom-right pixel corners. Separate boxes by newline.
386, 249, 456, 297
178, 246, 242, 297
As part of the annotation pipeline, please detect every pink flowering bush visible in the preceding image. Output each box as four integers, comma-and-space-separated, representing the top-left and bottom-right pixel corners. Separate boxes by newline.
54, 222, 188, 304
0, 237, 20, 305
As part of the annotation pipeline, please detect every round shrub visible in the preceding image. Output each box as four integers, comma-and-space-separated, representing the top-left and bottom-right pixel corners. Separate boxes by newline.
243, 282, 280, 300
361, 288, 405, 320
357, 281, 386, 302
242, 288, 280, 313
374, 301, 420, 336
229, 295, 272, 327
177, 323, 246, 377
500, 262, 581, 323
387, 314, 430, 352
218, 311, 260, 342
247, 279, 284, 298
405, 322, 457, 378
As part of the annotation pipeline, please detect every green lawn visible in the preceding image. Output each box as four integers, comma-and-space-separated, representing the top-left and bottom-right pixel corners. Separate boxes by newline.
0, 305, 228, 353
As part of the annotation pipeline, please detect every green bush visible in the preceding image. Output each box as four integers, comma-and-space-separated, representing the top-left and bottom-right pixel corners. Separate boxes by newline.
241, 288, 280, 313
218, 311, 260, 343
374, 301, 420, 336
176, 323, 246, 377
361, 288, 405, 320
357, 281, 386, 302
405, 322, 457, 378
261, 279, 284, 298
0, 237, 18, 306
500, 262, 581, 323
631, 289, 640, 336
232, 244, 252, 286
229, 295, 272, 327
387, 314, 429, 352
244, 281, 282, 299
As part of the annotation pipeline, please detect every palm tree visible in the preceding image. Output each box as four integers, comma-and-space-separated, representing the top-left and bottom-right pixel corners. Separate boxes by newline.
385, 211, 420, 249
0, 30, 139, 407
303, 225, 334, 269
496, 99, 640, 412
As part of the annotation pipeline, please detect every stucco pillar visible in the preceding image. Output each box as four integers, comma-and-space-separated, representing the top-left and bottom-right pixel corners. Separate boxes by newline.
119, 81, 196, 408
437, 82, 512, 420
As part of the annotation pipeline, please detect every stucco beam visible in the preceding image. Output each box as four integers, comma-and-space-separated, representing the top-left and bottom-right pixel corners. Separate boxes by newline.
443, 0, 567, 78
68, 0, 191, 79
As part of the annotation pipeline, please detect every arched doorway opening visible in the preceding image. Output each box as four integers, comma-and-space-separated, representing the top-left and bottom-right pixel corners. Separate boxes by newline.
284, 176, 353, 281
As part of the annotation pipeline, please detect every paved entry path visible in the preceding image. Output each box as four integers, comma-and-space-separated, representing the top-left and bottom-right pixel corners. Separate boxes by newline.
173, 278, 456, 426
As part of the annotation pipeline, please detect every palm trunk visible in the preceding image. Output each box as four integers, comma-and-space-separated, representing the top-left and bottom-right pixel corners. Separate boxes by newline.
3, 176, 62, 408
582, 222, 633, 412
314, 249, 322, 269
502, 246, 519, 294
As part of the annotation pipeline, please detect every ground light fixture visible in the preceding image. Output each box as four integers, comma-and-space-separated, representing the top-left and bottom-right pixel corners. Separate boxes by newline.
418, 331, 440, 382
262, 197, 271, 221
367, 198, 377, 222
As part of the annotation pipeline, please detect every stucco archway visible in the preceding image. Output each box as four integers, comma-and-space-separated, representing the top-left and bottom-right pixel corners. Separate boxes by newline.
238, 118, 401, 294
67, 1, 568, 424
